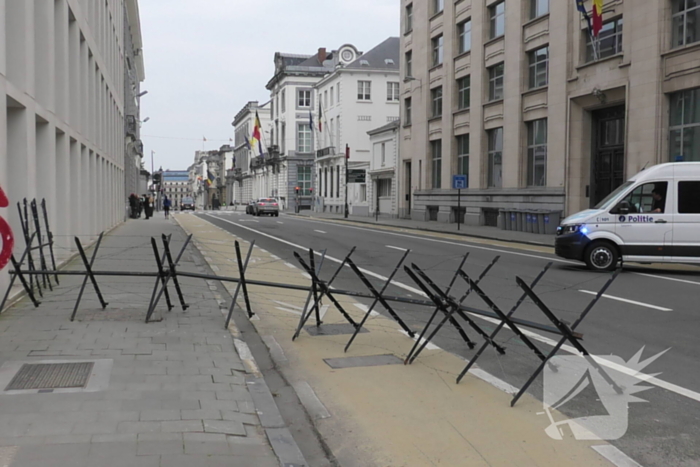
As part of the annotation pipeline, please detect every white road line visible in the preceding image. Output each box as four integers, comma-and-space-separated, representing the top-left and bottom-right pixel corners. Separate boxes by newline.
277, 221, 284, 224
314, 230, 327, 234
579, 290, 673, 312
203, 214, 700, 405
386, 245, 408, 251
399, 330, 440, 351
302, 273, 311, 280
275, 307, 302, 316
286, 215, 700, 287
591, 445, 642, 467
284, 262, 297, 269
353, 303, 380, 317
319, 304, 330, 320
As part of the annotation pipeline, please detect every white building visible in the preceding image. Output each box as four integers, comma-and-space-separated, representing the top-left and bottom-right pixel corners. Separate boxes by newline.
229, 101, 284, 207
189, 151, 208, 210
0, 0, 145, 294
368, 120, 400, 217
266, 47, 362, 211
162, 170, 190, 209
313, 38, 400, 215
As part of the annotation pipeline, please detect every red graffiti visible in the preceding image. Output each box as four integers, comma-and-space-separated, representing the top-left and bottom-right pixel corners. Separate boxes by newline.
0, 186, 14, 270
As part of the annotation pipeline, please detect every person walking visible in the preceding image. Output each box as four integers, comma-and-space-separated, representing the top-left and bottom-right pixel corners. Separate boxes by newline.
144, 195, 153, 219
163, 196, 172, 219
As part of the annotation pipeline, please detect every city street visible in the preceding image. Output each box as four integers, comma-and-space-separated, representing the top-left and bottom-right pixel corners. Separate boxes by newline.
198, 210, 700, 467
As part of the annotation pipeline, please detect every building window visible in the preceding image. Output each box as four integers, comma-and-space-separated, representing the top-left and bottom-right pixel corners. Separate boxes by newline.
324, 90, 328, 109
457, 76, 470, 110
358, 80, 372, 101
297, 124, 311, 153
404, 97, 412, 125
487, 128, 503, 188
670, 88, 700, 162
430, 139, 442, 188
336, 167, 340, 198
381, 142, 386, 166
298, 166, 312, 196
527, 119, 547, 186
405, 3, 413, 33
490, 1, 505, 39
387, 82, 400, 102
378, 179, 392, 197
281, 90, 286, 112
586, 18, 623, 62
324, 168, 328, 197
337, 83, 340, 103
528, 46, 549, 89
431, 86, 443, 118
530, 0, 549, 19
433, 0, 444, 15
456, 134, 469, 186
330, 86, 334, 106
405, 51, 413, 78
458, 20, 472, 54
432, 35, 444, 66
488, 63, 504, 101
298, 89, 311, 108
360, 184, 367, 202
673, 0, 700, 48
330, 167, 334, 197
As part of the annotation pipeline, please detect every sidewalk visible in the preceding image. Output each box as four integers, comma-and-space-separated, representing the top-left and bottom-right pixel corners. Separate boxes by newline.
288, 211, 556, 247
0, 217, 304, 466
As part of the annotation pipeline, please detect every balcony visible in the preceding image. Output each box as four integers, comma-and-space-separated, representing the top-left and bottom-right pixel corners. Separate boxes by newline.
126, 115, 137, 139
316, 146, 336, 158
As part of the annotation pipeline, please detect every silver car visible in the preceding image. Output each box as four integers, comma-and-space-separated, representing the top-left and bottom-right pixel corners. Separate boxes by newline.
253, 198, 279, 217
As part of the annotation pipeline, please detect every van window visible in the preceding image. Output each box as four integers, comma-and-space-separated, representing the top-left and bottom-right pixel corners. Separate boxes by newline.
615, 182, 667, 213
678, 181, 700, 214
595, 181, 633, 210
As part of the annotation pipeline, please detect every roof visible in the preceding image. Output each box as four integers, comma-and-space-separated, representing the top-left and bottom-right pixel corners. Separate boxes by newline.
346, 37, 399, 71
367, 120, 400, 136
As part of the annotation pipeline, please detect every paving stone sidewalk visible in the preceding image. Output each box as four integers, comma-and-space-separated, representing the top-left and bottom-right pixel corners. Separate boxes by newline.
0, 217, 293, 466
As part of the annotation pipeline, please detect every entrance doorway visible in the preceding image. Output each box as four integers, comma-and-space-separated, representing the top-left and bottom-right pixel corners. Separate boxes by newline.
591, 106, 625, 206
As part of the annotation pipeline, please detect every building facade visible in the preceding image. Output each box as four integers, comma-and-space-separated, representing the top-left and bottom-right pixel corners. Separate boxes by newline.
162, 170, 191, 209
368, 120, 401, 217
188, 151, 207, 210
313, 38, 401, 216
0, 0, 144, 296
399, 0, 700, 225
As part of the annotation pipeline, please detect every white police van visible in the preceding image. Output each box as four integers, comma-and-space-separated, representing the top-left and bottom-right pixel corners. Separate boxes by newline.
555, 162, 700, 271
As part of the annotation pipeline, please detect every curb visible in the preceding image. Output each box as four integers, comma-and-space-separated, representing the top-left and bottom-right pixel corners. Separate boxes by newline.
285, 213, 556, 248
175, 215, 310, 467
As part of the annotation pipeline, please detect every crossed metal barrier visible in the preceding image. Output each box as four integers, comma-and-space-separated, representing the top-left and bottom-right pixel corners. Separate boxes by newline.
2, 232, 623, 407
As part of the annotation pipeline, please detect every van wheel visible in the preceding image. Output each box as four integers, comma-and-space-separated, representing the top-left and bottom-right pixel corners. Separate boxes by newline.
584, 241, 619, 272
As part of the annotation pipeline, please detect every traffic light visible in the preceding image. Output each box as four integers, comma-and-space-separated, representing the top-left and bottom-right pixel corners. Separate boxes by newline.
295, 186, 300, 195
153, 173, 161, 185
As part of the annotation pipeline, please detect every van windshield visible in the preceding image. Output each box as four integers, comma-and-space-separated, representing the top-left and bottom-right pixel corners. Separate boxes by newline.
594, 181, 634, 210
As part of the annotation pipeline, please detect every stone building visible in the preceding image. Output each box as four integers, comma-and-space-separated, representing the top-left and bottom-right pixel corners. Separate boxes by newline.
161, 170, 191, 209
399, 0, 700, 225
0, 0, 145, 296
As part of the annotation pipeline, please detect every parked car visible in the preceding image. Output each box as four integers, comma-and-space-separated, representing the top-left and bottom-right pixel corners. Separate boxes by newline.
181, 196, 195, 211
245, 200, 256, 215
555, 162, 700, 271
253, 198, 280, 217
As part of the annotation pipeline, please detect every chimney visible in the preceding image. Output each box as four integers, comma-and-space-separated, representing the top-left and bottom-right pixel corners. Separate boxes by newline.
318, 48, 327, 63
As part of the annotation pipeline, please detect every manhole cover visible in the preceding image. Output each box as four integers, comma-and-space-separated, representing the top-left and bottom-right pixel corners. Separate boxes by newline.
5, 362, 94, 390
305, 323, 368, 336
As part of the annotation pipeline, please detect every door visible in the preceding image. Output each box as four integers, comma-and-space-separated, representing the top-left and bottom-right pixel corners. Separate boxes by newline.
592, 106, 625, 206
405, 161, 412, 217
671, 179, 700, 261
614, 181, 673, 261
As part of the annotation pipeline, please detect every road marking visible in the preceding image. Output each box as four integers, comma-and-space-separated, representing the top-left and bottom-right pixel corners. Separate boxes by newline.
314, 230, 327, 234
579, 290, 672, 312
591, 445, 642, 467
277, 221, 284, 224
275, 307, 302, 316
386, 245, 408, 251
284, 262, 297, 269
399, 330, 440, 351
285, 215, 700, 287
203, 214, 700, 404
354, 303, 380, 317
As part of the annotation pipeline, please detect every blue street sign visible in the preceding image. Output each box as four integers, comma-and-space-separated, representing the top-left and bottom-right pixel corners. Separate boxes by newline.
452, 175, 467, 190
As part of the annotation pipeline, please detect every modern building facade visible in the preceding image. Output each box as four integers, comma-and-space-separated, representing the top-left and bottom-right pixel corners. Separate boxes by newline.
313, 38, 401, 216
399, 0, 700, 225
0, 0, 144, 296
162, 170, 191, 209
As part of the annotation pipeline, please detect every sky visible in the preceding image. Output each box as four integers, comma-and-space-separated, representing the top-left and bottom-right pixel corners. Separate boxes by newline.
139, 0, 400, 173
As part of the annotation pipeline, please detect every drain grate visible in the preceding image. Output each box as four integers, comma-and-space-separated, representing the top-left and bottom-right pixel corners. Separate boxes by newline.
5, 362, 94, 391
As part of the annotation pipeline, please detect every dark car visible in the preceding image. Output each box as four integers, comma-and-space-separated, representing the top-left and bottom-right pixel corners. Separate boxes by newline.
181, 196, 195, 211
253, 198, 279, 217
245, 200, 256, 215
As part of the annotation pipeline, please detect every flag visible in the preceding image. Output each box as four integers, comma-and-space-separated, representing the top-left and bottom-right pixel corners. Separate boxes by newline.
575, 0, 593, 35
232, 156, 236, 169
244, 134, 251, 150
592, 0, 603, 37
318, 102, 323, 133
203, 136, 207, 142
206, 171, 215, 186
251, 111, 264, 158
309, 110, 314, 131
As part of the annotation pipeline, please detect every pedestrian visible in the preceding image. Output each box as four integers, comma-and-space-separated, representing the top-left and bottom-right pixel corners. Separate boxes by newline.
129, 193, 140, 218
163, 196, 171, 219
144, 195, 153, 219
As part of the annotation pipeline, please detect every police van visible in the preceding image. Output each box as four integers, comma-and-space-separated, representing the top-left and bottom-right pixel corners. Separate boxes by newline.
555, 162, 700, 271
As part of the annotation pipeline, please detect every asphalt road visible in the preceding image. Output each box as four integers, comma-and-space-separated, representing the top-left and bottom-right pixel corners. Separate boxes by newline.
196, 210, 700, 467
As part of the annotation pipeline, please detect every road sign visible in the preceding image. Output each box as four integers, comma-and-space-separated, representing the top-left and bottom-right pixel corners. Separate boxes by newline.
452, 174, 467, 190
348, 169, 366, 184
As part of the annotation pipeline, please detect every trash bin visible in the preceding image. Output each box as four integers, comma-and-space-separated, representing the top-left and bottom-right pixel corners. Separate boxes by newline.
515, 210, 524, 232
542, 211, 561, 235
498, 209, 506, 230
503, 210, 512, 230
528, 210, 539, 233
524, 211, 533, 233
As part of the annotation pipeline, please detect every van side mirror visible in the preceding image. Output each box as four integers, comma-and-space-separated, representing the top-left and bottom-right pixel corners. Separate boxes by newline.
615, 200, 630, 215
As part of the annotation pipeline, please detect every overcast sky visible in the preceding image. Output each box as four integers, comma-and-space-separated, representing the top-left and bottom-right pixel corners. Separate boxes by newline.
139, 0, 400, 173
